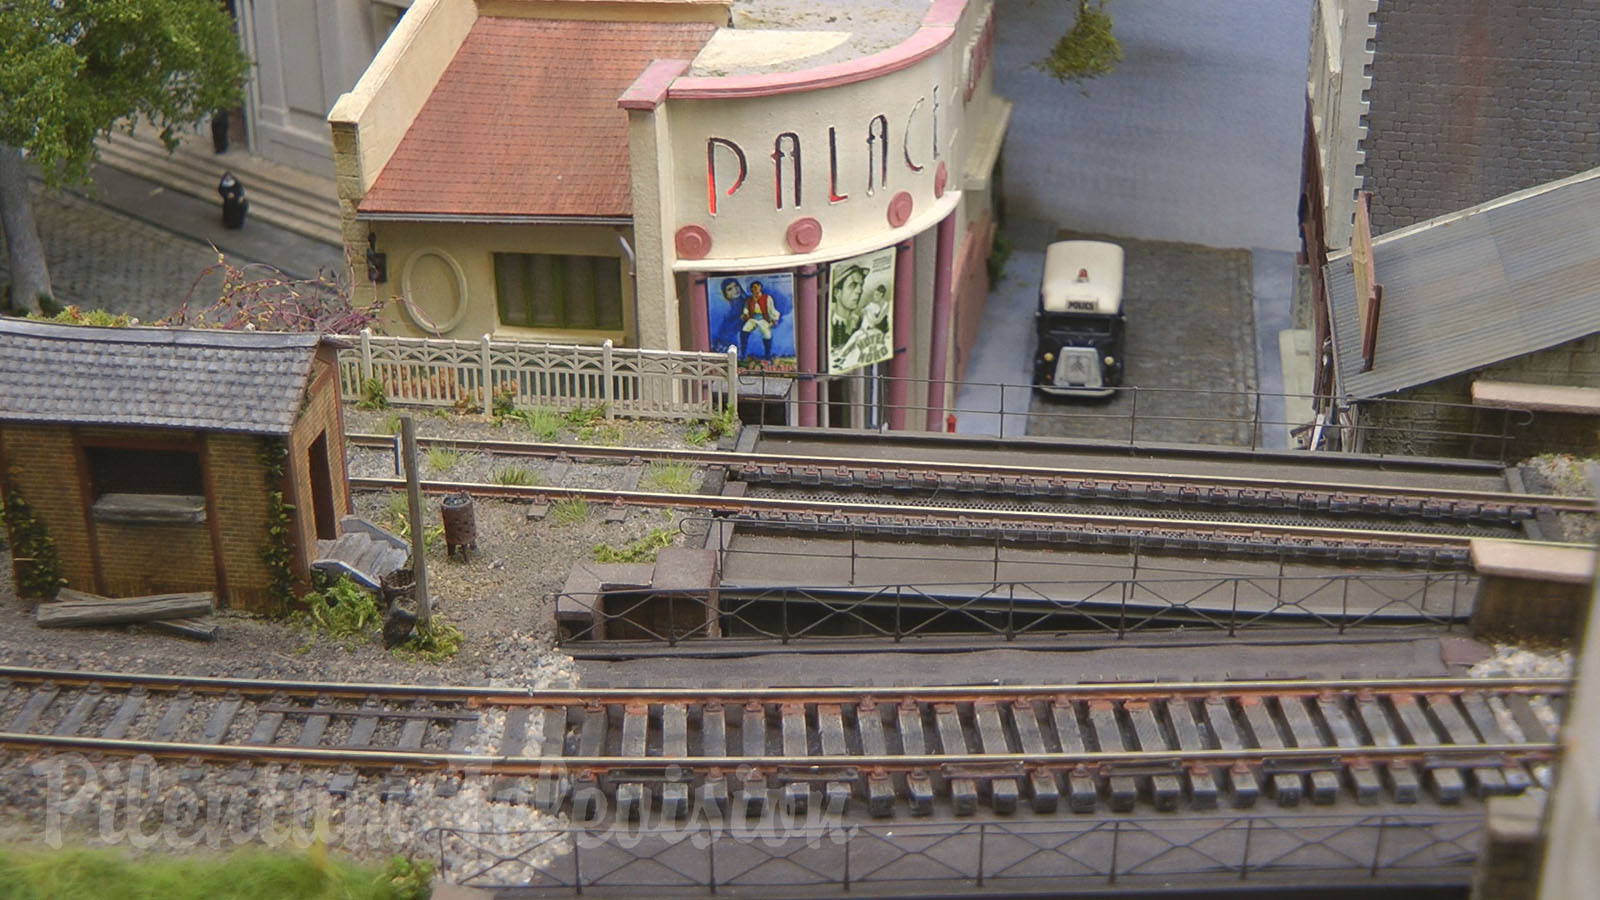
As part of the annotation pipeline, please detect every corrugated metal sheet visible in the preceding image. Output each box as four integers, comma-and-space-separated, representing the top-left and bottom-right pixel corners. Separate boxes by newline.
1328, 167, 1600, 399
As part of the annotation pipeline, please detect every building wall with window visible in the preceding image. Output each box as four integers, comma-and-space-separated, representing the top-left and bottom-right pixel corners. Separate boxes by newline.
330, 0, 1007, 430
0, 324, 350, 615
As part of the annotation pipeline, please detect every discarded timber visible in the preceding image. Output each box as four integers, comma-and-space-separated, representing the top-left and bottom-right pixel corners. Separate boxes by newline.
140, 617, 222, 642
37, 591, 215, 629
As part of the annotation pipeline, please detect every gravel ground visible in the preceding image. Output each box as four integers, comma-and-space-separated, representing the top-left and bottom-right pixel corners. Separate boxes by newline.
0, 404, 722, 871
1523, 453, 1599, 543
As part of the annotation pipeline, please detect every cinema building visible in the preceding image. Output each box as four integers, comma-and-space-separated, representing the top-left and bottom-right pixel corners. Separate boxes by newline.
330, 0, 1009, 430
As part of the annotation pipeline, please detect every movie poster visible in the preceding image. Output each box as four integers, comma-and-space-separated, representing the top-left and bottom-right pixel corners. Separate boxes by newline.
827, 248, 896, 375
707, 272, 796, 371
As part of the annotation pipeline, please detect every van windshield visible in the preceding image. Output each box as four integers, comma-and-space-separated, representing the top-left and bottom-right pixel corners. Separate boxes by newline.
1041, 312, 1117, 335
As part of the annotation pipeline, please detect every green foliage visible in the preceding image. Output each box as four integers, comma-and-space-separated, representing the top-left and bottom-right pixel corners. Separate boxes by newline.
550, 498, 589, 525
0, 0, 251, 189
684, 423, 712, 446
640, 462, 694, 494
381, 413, 403, 436
380, 854, 436, 900
393, 617, 464, 663
27, 305, 134, 327
384, 494, 442, 551
257, 440, 295, 611
1038, 0, 1123, 90
492, 466, 536, 486
563, 403, 609, 429
1, 474, 65, 599
593, 527, 675, 563
505, 406, 563, 442
580, 423, 624, 445
490, 383, 518, 419
424, 445, 459, 473
987, 231, 1013, 283
357, 377, 389, 411
296, 576, 382, 646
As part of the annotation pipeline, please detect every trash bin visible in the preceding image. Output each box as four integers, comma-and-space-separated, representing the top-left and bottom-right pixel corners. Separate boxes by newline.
380, 567, 415, 611
441, 493, 477, 560
218, 172, 248, 229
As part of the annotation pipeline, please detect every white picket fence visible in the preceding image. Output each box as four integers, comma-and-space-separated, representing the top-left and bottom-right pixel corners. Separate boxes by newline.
337, 330, 739, 420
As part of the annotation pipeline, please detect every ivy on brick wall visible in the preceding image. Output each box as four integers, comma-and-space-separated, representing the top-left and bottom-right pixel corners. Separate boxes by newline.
1, 471, 65, 599
258, 439, 296, 611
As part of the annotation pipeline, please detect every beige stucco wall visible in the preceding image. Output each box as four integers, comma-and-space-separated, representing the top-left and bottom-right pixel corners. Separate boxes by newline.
328, 0, 478, 308
368, 221, 634, 343
477, 0, 730, 23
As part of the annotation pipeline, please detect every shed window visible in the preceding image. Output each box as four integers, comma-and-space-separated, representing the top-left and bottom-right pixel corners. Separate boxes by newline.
87, 447, 206, 524
494, 253, 624, 331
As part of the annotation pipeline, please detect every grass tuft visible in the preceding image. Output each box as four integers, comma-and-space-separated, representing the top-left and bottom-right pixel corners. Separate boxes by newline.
593, 527, 675, 563
640, 462, 694, 494
550, 498, 589, 525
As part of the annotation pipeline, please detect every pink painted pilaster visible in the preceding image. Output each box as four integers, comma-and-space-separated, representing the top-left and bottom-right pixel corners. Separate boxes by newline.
797, 264, 820, 427
888, 239, 915, 430
924, 213, 957, 431
689, 274, 709, 351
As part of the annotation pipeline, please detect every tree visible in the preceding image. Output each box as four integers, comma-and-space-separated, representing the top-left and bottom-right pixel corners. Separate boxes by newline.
0, 0, 250, 313
1038, 0, 1123, 91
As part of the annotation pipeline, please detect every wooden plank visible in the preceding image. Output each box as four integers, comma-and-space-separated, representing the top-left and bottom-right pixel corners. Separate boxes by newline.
1011, 700, 1060, 813
531, 706, 572, 813
699, 702, 729, 817
572, 703, 610, 820
39, 591, 214, 628
201, 694, 243, 744
817, 703, 850, 814
898, 700, 934, 815
1204, 696, 1259, 808
739, 701, 768, 817
1166, 697, 1219, 809
616, 704, 650, 820
150, 691, 192, 742
973, 701, 1018, 814
247, 694, 286, 746
1238, 697, 1301, 806
1277, 697, 1341, 804
661, 703, 690, 819
1389, 694, 1462, 804
102, 687, 146, 740
1318, 695, 1381, 804
934, 703, 978, 815
1087, 701, 1137, 812
1125, 701, 1181, 811
54, 686, 105, 737
1425, 694, 1508, 797
329, 697, 380, 796
856, 700, 896, 817
1461, 695, 1532, 793
140, 617, 221, 642
780, 702, 809, 814
1354, 695, 1419, 803
1049, 699, 1099, 812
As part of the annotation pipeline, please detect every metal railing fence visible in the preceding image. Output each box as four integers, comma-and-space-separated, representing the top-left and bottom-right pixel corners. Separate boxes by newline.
426, 812, 1485, 892
337, 329, 738, 420
555, 569, 1474, 647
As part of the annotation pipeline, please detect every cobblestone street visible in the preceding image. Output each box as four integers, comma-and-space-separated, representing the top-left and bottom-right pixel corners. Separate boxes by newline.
0, 182, 226, 322
1026, 232, 1259, 446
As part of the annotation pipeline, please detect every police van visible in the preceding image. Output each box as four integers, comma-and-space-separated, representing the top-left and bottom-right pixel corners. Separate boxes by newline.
1032, 240, 1126, 398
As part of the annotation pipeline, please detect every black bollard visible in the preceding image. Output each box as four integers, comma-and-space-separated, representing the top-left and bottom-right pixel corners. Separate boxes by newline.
218, 171, 248, 229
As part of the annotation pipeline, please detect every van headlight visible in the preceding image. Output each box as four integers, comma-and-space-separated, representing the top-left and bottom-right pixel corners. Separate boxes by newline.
1042, 352, 1055, 363
1103, 355, 1115, 367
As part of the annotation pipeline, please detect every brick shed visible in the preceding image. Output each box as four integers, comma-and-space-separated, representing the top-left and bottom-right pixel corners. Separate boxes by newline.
0, 318, 350, 614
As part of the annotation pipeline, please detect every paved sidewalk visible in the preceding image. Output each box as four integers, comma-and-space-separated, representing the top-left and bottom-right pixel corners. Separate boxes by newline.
0, 166, 345, 322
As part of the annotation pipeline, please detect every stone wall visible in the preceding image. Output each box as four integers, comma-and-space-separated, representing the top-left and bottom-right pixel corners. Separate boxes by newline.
0, 425, 94, 594
1360, 0, 1600, 235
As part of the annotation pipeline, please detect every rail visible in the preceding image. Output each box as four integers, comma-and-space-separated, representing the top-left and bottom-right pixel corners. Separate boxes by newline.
739, 371, 1537, 462
554, 570, 1477, 648
426, 812, 1488, 892
337, 329, 738, 420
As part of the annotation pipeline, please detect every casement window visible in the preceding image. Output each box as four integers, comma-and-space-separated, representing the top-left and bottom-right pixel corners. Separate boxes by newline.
494, 253, 624, 331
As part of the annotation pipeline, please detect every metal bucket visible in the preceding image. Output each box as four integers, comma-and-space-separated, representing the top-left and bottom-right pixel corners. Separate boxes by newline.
441, 493, 477, 560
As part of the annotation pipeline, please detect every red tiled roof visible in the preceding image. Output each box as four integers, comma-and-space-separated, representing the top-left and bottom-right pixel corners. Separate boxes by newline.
359, 18, 715, 220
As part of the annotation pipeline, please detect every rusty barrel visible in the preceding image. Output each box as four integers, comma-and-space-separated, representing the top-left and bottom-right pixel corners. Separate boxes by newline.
441, 492, 477, 559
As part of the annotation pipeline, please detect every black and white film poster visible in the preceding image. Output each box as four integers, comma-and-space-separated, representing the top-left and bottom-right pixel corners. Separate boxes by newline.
826, 248, 895, 375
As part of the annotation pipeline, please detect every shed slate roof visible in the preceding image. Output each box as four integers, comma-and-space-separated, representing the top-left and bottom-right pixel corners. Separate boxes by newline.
1328, 167, 1600, 400
0, 318, 324, 435
358, 17, 716, 220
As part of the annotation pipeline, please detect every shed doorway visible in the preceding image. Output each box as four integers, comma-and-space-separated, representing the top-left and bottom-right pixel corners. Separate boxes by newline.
307, 431, 337, 540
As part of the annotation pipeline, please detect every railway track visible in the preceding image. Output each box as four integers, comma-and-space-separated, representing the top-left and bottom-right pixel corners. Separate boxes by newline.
347, 432, 1591, 527
0, 668, 1564, 818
